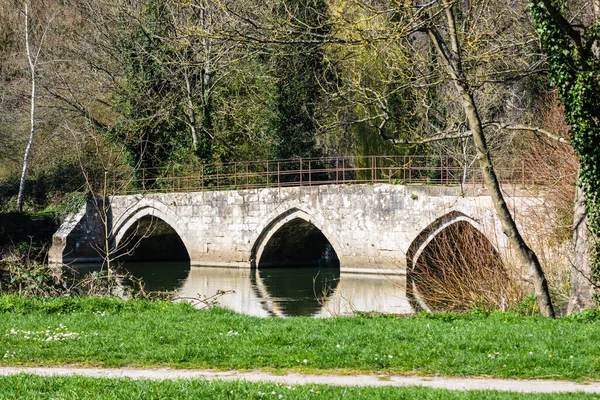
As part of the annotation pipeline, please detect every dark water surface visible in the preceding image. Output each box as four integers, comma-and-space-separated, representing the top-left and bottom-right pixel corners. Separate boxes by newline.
75, 261, 411, 317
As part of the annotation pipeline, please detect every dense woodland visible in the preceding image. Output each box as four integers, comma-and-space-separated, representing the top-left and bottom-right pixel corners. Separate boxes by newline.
0, 0, 599, 314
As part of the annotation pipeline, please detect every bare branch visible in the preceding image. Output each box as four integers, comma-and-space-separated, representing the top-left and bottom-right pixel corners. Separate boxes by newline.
486, 122, 568, 143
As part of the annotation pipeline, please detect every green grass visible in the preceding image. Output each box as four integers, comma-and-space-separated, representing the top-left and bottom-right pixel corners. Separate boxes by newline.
0, 375, 598, 400
1, 296, 600, 380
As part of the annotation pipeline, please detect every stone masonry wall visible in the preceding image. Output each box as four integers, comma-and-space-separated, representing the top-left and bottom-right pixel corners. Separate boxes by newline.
69, 184, 540, 274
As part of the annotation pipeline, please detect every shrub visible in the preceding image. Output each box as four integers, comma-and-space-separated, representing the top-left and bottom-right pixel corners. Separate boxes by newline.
410, 221, 525, 312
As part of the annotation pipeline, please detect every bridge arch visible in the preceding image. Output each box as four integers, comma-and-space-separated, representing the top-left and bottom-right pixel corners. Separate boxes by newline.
250, 207, 341, 268
406, 211, 506, 312
112, 200, 191, 261
406, 211, 489, 270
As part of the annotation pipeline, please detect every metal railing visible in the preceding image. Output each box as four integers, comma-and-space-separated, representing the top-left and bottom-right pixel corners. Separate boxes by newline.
106, 155, 539, 195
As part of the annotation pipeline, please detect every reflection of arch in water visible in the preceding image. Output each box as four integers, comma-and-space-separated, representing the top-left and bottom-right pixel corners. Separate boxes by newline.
250, 266, 340, 317
113, 205, 190, 262
405, 211, 500, 312
250, 268, 286, 318
250, 208, 340, 269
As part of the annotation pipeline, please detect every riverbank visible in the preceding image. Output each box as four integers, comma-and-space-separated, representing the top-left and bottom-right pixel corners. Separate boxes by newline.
1, 296, 599, 381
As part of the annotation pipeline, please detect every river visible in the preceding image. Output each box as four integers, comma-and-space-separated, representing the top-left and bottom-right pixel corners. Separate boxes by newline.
75, 261, 412, 317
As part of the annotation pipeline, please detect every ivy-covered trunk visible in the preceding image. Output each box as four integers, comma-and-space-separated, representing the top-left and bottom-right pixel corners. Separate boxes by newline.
568, 185, 595, 313
530, 1, 600, 310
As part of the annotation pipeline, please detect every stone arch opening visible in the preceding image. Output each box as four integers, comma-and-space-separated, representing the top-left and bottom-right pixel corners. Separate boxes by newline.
115, 215, 190, 262
406, 211, 481, 270
250, 209, 341, 316
254, 214, 340, 268
409, 218, 513, 312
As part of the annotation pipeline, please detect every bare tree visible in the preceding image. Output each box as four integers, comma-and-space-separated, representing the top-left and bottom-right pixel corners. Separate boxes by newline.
418, 2, 553, 317
16, 3, 40, 212
217, 0, 556, 316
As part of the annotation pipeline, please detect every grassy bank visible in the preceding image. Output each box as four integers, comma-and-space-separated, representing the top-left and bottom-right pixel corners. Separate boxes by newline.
0, 375, 597, 400
1, 296, 599, 380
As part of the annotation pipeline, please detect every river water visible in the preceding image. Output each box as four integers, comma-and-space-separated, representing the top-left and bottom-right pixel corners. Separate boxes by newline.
75, 262, 412, 317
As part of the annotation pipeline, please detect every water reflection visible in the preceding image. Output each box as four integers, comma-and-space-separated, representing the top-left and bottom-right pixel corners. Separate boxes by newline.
72, 262, 412, 317
251, 267, 340, 317
72, 261, 190, 293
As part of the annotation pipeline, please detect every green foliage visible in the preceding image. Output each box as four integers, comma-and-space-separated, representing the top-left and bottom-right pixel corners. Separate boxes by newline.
567, 308, 600, 322
45, 191, 90, 223
269, 0, 330, 159
513, 294, 542, 316
529, 1, 600, 302
0, 213, 57, 258
0, 295, 183, 315
109, 0, 207, 171
0, 261, 64, 297
0, 162, 86, 213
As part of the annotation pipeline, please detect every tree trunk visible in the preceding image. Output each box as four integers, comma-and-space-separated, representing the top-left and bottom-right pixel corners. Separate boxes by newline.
16, 3, 36, 213
460, 90, 555, 318
593, 1, 600, 59
426, 7, 555, 317
568, 184, 595, 313
184, 70, 199, 149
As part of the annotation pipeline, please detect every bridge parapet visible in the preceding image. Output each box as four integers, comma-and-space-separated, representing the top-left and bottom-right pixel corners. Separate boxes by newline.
105, 155, 541, 195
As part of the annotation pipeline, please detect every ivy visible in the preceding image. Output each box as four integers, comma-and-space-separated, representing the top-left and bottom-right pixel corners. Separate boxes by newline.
530, 1, 600, 301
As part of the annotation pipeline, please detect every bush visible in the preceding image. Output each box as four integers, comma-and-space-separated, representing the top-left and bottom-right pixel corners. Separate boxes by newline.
410, 221, 525, 312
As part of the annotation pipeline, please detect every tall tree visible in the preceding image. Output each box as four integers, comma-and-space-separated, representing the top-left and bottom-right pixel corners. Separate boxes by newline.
416, 1, 554, 317
16, 2, 53, 212
530, 0, 600, 312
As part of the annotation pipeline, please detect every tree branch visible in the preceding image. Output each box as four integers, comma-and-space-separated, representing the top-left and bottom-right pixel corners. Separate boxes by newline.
385, 130, 472, 145
486, 122, 568, 143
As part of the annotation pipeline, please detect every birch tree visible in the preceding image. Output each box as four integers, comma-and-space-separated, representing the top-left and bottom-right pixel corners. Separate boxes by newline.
16, 3, 39, 212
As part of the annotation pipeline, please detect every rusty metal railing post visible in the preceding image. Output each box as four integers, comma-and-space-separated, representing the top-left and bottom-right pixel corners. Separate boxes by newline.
171, 165, 175, 192
308, 160, 312, 186
201, 165, 204, 191
246, 163, 249, 189
277, 162, 280, 187
446, 156, 449, 185
300, 158, 303, 186
371, 155, 376, 183
335, 157, 339, 184
234, 162, 237, 188
266, 160, 269, 188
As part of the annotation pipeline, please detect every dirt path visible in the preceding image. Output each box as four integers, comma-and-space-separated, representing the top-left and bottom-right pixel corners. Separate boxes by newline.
0, 366, 599, 394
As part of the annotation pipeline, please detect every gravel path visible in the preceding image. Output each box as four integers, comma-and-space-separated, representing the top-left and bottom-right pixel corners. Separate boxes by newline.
1, 366, 599, 394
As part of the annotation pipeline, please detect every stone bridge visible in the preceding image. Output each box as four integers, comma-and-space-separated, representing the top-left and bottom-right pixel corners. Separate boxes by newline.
49, 184, 541, 275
